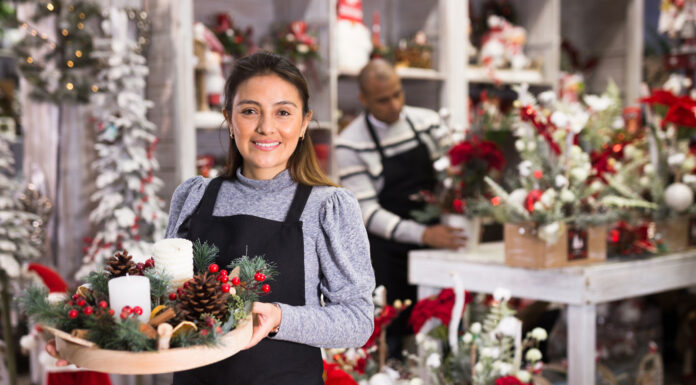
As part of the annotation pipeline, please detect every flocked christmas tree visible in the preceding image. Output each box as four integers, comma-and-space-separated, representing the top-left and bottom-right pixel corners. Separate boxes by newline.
77, 7, 167, 279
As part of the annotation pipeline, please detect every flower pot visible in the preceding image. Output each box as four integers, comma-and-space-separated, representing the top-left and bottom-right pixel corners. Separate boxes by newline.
441, 214, 481, 251
504, 223, 607, 269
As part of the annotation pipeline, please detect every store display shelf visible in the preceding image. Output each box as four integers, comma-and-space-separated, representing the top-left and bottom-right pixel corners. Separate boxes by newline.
466, 66, 547, 85
338, 67, 444, 81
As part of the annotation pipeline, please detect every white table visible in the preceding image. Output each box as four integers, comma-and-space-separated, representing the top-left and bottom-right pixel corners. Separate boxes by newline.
408, 242, 696, 385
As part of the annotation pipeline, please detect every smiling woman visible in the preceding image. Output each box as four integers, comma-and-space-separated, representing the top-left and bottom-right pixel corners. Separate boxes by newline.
163, 52, 376, 385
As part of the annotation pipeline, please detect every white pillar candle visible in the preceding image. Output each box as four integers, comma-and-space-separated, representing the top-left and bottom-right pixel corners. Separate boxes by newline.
108, 275, 152, 323
152, 238, 194, 288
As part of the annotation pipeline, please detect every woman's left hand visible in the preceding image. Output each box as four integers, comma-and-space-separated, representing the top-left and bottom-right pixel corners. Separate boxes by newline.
243, 302, 282, 350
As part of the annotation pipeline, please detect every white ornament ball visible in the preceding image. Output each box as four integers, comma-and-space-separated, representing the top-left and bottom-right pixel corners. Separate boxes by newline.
508, 188, 527, 208
665, 183, 694, 212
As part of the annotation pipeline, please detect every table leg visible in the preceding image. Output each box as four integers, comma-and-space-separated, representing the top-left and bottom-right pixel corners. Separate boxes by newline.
567, 303, 596, 385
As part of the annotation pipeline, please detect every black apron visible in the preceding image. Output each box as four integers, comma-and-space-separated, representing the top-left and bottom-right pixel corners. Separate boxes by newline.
172, 177, 323, 385
364, 114, 436, 335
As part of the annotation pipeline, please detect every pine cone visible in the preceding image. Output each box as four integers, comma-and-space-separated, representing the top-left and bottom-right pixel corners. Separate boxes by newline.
176, 272, 229, 324
106, 250, 139, 277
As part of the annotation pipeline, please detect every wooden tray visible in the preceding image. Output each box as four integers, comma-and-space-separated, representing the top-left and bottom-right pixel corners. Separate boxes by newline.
45, 315, 253, 374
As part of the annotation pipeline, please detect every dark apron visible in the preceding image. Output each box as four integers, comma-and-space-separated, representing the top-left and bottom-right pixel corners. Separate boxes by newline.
364, 114, 436, 335
172, 177, 323, 385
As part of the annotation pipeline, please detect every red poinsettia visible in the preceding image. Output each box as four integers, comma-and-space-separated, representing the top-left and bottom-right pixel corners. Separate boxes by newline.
364, 304, 400, 348
519, 105, 561, 155
408, 288, 472, 334
641, 89, 696, 128
448, 138, 506, 171
323, 361, 358, 385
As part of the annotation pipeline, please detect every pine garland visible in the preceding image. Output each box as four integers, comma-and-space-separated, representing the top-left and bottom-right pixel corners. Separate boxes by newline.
229, 255, 278, 303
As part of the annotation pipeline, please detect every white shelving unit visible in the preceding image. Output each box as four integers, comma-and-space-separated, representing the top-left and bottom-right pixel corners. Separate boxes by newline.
172, 0, 642, 182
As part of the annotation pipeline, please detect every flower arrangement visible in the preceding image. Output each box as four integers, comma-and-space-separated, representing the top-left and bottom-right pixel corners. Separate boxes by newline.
395, 31, 433, 69
19, 240, 274, 351
212, 13, 254, 59
272, 21, 320, 70
416, 288, 548, 385
658, 0, 696, 38
485, 83, 651, 244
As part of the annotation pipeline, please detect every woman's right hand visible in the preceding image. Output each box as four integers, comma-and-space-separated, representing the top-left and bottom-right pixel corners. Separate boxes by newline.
45, 339, 71, 367
422, 224, 468, 250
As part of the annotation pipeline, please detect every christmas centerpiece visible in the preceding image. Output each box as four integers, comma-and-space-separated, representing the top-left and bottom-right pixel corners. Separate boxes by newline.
271, 21, 320, 74
19, 238, 276, 374
484, 83, 652, 268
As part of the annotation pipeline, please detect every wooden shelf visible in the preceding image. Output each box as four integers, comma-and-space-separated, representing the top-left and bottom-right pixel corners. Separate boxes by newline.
338, 67, 444, 81
466, 66, 547, 85
194, 111, 225, 130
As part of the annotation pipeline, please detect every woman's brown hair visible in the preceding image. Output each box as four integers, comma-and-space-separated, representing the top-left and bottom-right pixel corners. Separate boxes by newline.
222, 52, 337, 187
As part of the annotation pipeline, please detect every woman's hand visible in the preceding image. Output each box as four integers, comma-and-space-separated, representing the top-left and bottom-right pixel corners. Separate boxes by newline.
422, 224, 468, 250
45, 339, 72, 367
243, 302, 282, 350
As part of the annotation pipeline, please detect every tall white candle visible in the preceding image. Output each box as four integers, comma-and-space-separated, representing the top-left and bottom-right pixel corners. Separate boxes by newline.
108, 275, 152, 323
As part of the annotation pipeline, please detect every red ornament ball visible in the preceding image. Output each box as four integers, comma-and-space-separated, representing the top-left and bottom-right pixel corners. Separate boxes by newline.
254, 272, 266, 282
219, 269, 228, 277
98, 300, 108, 309
72, 293, 80, 301
231, 277, 240, 286
108, 309, 115, 316
144, 258, 155, 268
221, 283, 231, 293
68, 309, 79, 319
220, 275, 229, 283
183, 281, 190, 289
208, 264, 219, 273
83, 306, 93, 315
120, 312, 128, 320
133, 306, 143, 316
77, 299, 86, 307
122, 306, 132, 315
262, 284, 271, 293
169, 292, 177, 300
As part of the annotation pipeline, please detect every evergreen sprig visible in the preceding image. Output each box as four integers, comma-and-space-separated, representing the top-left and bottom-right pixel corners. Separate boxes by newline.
229, 255, 278, 283
193, 239, 218, 273
143, 268, 171, 308
84, 269, 110, 299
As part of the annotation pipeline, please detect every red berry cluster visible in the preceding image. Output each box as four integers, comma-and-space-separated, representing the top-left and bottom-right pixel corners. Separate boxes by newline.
66, 294, 115, 319
119, 305, 143, 320
135, 257, 155, 275
210, 264, 233, 293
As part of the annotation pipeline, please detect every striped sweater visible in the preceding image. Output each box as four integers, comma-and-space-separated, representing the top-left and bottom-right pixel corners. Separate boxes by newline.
335, 105, 444, 245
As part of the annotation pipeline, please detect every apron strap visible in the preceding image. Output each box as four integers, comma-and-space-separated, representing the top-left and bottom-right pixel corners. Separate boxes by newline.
197, 177, 225, 217
364, 113, 425, 162
285, 184, 313, 223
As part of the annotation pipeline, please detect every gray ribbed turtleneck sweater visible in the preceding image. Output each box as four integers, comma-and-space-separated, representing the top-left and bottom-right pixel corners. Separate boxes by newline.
165, 169, 375, 348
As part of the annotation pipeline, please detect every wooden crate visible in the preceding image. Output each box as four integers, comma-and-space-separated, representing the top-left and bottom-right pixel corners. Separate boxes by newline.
656, 216, 690, 252
504, 223, 607, 269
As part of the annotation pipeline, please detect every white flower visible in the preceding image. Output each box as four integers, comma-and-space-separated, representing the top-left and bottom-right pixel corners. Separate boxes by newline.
538, 90, 556, 105
493, 360, 513, 375
526, 140, 536, 151
584, 94, 613, 111
516, 370, 531, 383
644, 163, 655, 175
470, 322, 482, 334
494, 316, 520, 337
540, 189, 556, 207
560, 189, 575, 203
474, 362, 484, 373
555, 175, 568, 188
612, 116, 625, 129
462, 332, 473, 344
623, 144, 636, 159
518, 160, 532, 177
481, 347, 500, 358
531, 327, 548, 341
515, 140, 525, 152
513, 84, 536, 106
550, 111, 569, 128
296, 43, 309, 54
423, 338, 438, 352
639, 176, 651, 188
493, 287, 512, 302
533, 201, 544, 212
433, 156, 451, 171
683, 156, 696, 172
590, 180, 604, 193
525, 348, 543, 362
668, 153, 686, 167
569, 110, 590, 134
426, 353, 441, 368
570, 167, 589, 183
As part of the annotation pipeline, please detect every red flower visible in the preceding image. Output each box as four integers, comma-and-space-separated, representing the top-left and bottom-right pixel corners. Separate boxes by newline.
448, 138, 505, 170
496, 376, 527, 385
408, 289, 472, 334
525, 189, 543, 212
641, 89, 696, 129
452, 199, 465, 213
323, 361, 358, 385
640, 90, 678, 107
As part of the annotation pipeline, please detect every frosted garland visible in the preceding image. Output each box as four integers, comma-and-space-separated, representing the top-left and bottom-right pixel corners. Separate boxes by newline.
77, 8, 166, 279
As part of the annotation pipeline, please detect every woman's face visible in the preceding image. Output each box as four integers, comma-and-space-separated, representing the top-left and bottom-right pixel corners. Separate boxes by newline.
229, 74, 312, 180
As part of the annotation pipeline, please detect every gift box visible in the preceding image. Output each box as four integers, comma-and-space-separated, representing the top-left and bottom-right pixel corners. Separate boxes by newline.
504, 223, 607, 268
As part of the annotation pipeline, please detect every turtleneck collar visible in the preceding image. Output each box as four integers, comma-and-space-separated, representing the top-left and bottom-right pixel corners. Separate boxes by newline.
235, 168, 295, 193
367, 111, 405, 131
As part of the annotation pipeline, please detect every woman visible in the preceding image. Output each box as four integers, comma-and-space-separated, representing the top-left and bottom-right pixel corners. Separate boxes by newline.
167, 52, 375, 383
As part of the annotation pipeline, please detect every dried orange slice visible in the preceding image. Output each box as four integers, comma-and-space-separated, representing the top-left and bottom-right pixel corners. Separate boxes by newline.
172, 321, 197, 338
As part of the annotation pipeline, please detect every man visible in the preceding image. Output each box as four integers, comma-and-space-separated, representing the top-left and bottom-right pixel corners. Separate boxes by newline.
336, 59, 465, 354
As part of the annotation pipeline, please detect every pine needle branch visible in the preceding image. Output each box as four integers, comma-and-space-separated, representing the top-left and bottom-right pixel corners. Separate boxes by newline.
192, 239, 218, 273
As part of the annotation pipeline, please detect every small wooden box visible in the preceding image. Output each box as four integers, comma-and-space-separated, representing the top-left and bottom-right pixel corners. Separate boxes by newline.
656, 216, 690, 252
504, 223, 607, 269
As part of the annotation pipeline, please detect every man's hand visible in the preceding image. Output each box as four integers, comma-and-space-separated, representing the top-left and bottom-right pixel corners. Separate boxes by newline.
243, 302, 282, 350
422, 224, 468, 249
